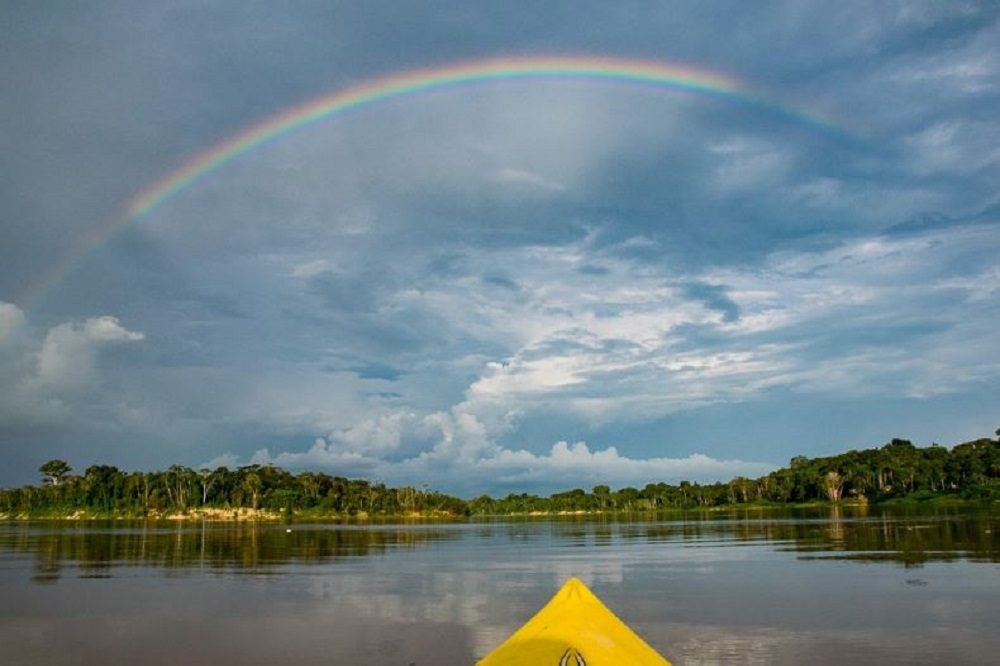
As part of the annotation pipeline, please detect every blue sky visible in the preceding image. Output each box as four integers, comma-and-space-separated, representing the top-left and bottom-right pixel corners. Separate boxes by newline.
1, 2, 998, 494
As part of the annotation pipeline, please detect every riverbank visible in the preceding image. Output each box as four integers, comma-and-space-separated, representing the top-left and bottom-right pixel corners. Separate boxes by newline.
3, 495, 995, 521
0, 507, 281, 521
0, 506, 473, 521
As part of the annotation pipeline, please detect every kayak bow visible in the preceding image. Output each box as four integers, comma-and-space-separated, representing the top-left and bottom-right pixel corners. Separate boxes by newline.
477, 577, 671, 665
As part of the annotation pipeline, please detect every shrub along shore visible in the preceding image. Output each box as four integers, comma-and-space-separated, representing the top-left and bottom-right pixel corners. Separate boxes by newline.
2, 434, 998, 520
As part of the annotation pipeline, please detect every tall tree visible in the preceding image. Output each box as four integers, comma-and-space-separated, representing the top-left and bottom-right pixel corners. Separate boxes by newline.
39, 460, 72, 486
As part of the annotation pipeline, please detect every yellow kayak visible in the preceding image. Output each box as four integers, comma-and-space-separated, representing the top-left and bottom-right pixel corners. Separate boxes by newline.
477, 577, 671, 665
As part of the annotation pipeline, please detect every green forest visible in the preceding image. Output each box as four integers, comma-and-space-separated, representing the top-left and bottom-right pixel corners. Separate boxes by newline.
2, 433, 998, 519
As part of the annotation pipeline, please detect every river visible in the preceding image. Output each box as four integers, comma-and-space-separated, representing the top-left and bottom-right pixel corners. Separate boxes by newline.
1, 505, 997, 665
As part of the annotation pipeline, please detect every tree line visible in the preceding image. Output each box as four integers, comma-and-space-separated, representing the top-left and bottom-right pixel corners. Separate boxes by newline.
2, 462, 468, 518
472, 435, 999, 514
2, 432, 998, 518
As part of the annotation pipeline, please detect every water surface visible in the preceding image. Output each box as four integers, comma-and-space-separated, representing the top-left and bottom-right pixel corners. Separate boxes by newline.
1, 506, 997, 665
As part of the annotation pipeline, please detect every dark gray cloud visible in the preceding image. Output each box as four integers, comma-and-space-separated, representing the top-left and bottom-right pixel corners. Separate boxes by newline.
681, 283, 741, 323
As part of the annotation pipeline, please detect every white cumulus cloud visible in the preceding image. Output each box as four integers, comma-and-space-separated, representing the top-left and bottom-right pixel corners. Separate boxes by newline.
35, 316, 144, 390
0, 311, 145, 428
243, 431, 773, 495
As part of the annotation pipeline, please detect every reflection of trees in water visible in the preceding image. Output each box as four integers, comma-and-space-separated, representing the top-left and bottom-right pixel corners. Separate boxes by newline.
495, 507, 997, 567
792, 509, 999, 567
554, 507, 997, 567
1, 522, 456, 582
651, 507, 998, 567
2, 508, 996, 583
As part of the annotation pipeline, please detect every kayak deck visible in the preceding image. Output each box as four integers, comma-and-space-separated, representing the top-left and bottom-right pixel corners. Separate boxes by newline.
477, 577, 671, 665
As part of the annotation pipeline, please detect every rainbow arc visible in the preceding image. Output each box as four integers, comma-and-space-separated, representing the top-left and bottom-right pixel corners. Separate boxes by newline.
11, 55, 850, 314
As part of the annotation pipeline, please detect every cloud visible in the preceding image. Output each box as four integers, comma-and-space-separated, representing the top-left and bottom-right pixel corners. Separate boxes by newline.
35, 316, 144, 390
470, 441, 773, 488
0, 309, 145, 428
490, 167, 566, 192
213, 218, 998, 487
248, 202, 999, 479
709, 137, 791, 193
327, 411, 440, 457
902, 120, 999, 177
289, 259, 339, 279
681, 282, 741, 323
249, 437, 380, 475
0, 302, 26, 342
199, 451, 242, 471
245, 430, 773, 494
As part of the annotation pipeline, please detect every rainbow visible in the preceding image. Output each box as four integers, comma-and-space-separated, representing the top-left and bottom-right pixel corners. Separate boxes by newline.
11, 55, 849, 317
129, 55, 846, 218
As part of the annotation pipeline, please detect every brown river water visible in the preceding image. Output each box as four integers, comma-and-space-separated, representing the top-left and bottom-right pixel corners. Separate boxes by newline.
0, 506, 997, 665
